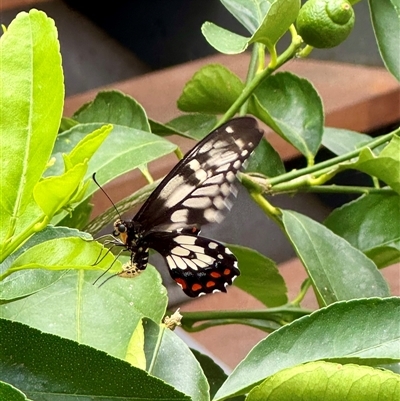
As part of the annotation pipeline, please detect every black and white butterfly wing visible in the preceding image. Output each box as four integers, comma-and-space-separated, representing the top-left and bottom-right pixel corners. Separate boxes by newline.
147, 232, 239, 297
134, 117, 263, 233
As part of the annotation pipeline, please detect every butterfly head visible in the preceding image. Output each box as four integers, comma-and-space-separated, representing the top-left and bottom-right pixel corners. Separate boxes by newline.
113, 219, 128, 244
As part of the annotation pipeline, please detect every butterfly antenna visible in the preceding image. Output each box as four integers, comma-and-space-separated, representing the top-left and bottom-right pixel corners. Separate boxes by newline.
92, 172, 122, 220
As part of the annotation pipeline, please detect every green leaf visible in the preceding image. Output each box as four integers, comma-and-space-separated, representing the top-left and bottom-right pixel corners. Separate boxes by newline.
0, 10, 63, 243
282, 210, 390, 305
143, 318, 210, 401
45, 123, 177, 223
247, 361, 400, 400
34, 162, 88, 217
229, 245, 287, 307
342, 135, 400, 194
245, 138, 286, 177
126, 320, 147, 369
214, 297, 400, 400
149, 114, 218, 140
73, 90, 151, 132
0, 226, 91, 300
369, 0, 400, 81
201, 22, 249, 54
59, 116, 78, 133
250, 72, 323, 160
7, 236, 117, 274
166, 114, 218, 140
325, 193, 400, 268
0, 266, 167, 359
0, 382, 32, 401
220, 0, 272, 33
177, 64, 244, 114
0, 318, 189, 400
249, 0, 300, 49
65, 124, 112, 169
322, 127, 373, 155
57, 195, 93, 230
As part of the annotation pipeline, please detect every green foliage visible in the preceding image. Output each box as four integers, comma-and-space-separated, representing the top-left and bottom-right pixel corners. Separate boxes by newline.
0, 2, 399, 401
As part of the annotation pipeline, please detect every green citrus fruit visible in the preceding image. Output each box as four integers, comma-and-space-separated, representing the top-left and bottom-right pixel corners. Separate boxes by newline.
297, 0, 355, 48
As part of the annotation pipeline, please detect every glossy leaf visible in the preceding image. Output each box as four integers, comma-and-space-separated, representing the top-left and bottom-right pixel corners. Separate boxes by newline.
245, 138, 286, 177
0, 10, 63, 244
0, 318, 189, 400
177, 64, 244, 114
282, 210, 389, 305
322, 127, 373, 155
150, 114, 218, 140
369, 0, 400, 81
247, 361, 400, 400
45, 123, 176, 224
73, 90, 151, 132
220, 0, 271, 33
0, 226, 91, 301
341, 135, 400, 194
0, 382, 31, 401
166, 114, 218, 140
250, 72, 323, 160
229, 244, 288, 307
34, 162, 88, 217
143, 318, 210, 401
249, 0, 300, 49
0, 266, 167, 359
325, 193, 400, 268
201, 22, 249, 54
65, 124, 112, 170
214, 297, 400, 400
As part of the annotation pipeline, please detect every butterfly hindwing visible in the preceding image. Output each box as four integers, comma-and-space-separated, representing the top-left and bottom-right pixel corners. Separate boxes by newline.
134, 117, 264, 232
147, 232, 239, 297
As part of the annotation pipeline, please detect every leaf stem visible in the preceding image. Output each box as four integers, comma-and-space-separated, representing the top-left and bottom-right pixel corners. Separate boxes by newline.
181, 306, 312, 332
239, 44, 261, 116
268, 130, 398, 187
218, 34, 303, 125
285, 185, 397, 196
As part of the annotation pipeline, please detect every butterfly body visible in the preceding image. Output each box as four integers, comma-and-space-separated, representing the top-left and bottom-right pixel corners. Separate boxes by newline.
112, 117, 263, 297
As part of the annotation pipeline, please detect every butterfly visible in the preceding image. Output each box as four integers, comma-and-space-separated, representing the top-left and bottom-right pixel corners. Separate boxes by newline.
111, 117, 263, 297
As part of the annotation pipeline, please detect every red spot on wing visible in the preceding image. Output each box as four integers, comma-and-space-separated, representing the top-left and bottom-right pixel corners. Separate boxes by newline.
210, 272, 222, 278
175, 278, 187, 289
191, 283, 202, 292
206, 281, 216, 288
223, 268, 231, 276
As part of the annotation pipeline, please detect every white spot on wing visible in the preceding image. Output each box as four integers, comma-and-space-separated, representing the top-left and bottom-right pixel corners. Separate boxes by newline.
172, 255, 189, 270
193, 259, 208, 268
198, 141, 213, 154
226, 171, 235, 182
170, 209, 189, 223
175, 235, 197, 245
184, 244, 206, 253
196, 253, 215, 264
225, 248, 233, 255
192, 185, 220, 197
215, 164, 230, 173
188, 159, 201, 171
213, 196, 226, 210
164, 182, 194, 208
225, 126, 234, 134
183, 197, 212, 208
204, 174, 224, 185
171, 246, 191, 256
194, 169, 207, 181
208, 242, 218, 249
233, 160, 241, 170
166, 255, 176, 269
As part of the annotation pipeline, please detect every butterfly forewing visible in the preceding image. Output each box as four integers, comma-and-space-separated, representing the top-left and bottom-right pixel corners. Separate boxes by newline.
134, 117, 263, 232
